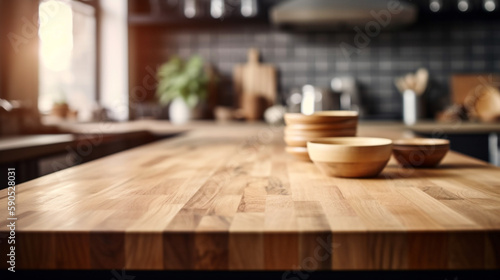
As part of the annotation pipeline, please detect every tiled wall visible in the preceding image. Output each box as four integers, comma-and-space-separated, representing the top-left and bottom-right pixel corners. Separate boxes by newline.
138, 21, 500, 119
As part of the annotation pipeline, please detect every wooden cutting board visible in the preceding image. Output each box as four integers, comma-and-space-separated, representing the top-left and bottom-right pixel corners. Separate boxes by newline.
450, 74, 500, 105
233, 48, 277, 115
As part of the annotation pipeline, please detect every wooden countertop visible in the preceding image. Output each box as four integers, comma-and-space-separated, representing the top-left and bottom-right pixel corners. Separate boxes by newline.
46, 118, 500, 135
0, 134, 75, 164
410, 121, 500, 134
0, 122, 499, 270
0, 130, 169, 164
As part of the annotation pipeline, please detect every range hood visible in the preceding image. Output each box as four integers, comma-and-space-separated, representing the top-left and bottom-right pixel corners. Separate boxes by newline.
271, 0, 418, 30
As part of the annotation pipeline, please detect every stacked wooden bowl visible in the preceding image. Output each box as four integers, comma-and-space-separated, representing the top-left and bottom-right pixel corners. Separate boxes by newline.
284, 111, 359, 161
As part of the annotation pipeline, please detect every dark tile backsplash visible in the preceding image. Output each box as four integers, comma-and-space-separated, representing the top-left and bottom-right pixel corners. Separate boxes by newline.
135, 21, 500, 119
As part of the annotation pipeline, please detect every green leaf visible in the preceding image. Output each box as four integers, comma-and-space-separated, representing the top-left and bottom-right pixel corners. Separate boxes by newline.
157, 56, 182, 78
158, 92, 173, 105
186, 94, 199, 108
155, 55, 209, 105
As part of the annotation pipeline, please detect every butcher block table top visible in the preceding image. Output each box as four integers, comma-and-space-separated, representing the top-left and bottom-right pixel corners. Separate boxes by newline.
1, 122, 499, 271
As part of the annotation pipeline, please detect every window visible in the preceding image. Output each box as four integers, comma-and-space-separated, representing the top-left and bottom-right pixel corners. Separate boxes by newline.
38, 0, 96, 121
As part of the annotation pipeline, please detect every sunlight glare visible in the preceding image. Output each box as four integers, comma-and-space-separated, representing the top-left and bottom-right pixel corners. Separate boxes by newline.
39, 0, 73, 72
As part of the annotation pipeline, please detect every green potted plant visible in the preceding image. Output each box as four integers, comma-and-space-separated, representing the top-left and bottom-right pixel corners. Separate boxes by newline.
156, 55, 209, 124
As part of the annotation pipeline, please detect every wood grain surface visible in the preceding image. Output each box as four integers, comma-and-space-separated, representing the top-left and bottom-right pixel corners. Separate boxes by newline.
0, 123, 499, 270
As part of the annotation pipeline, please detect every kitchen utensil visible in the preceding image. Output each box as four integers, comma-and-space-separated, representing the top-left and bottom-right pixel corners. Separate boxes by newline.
395, 68, 429, 125
233, 48, 277, 113
284, 111, 358, 125
392, 138, 450, 168
414, 68, 429, 95
307, 137, 393, 178
395, 78, 407, 95
404, 73, 416, 92
285, 146, 310, 161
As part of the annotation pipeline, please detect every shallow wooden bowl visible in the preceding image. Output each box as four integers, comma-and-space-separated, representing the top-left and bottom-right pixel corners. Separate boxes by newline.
307, 137, 393, 178
284, 129, 357, 147
392, 138, 450, 168
284, 111, 358, 125
285, 146, 310, 161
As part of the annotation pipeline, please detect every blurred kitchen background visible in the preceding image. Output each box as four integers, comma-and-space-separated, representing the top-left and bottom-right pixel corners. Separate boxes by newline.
1, 0, 500, 183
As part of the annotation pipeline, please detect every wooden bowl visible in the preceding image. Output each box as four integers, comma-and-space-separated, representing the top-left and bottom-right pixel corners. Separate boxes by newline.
392, 138, 450, 168
284, 111, 358, 125
307, 137, 393, 178
286, 119, 358, 131
284, 127, 357, 138
284, 129, 357, 147
285, 146, 310, 161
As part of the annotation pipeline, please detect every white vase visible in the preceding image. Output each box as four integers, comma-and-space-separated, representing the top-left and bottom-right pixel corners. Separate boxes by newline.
169, 97, 200, 124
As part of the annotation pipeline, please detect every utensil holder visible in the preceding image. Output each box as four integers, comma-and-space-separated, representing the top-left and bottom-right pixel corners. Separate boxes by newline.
403, 90, 424, 125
